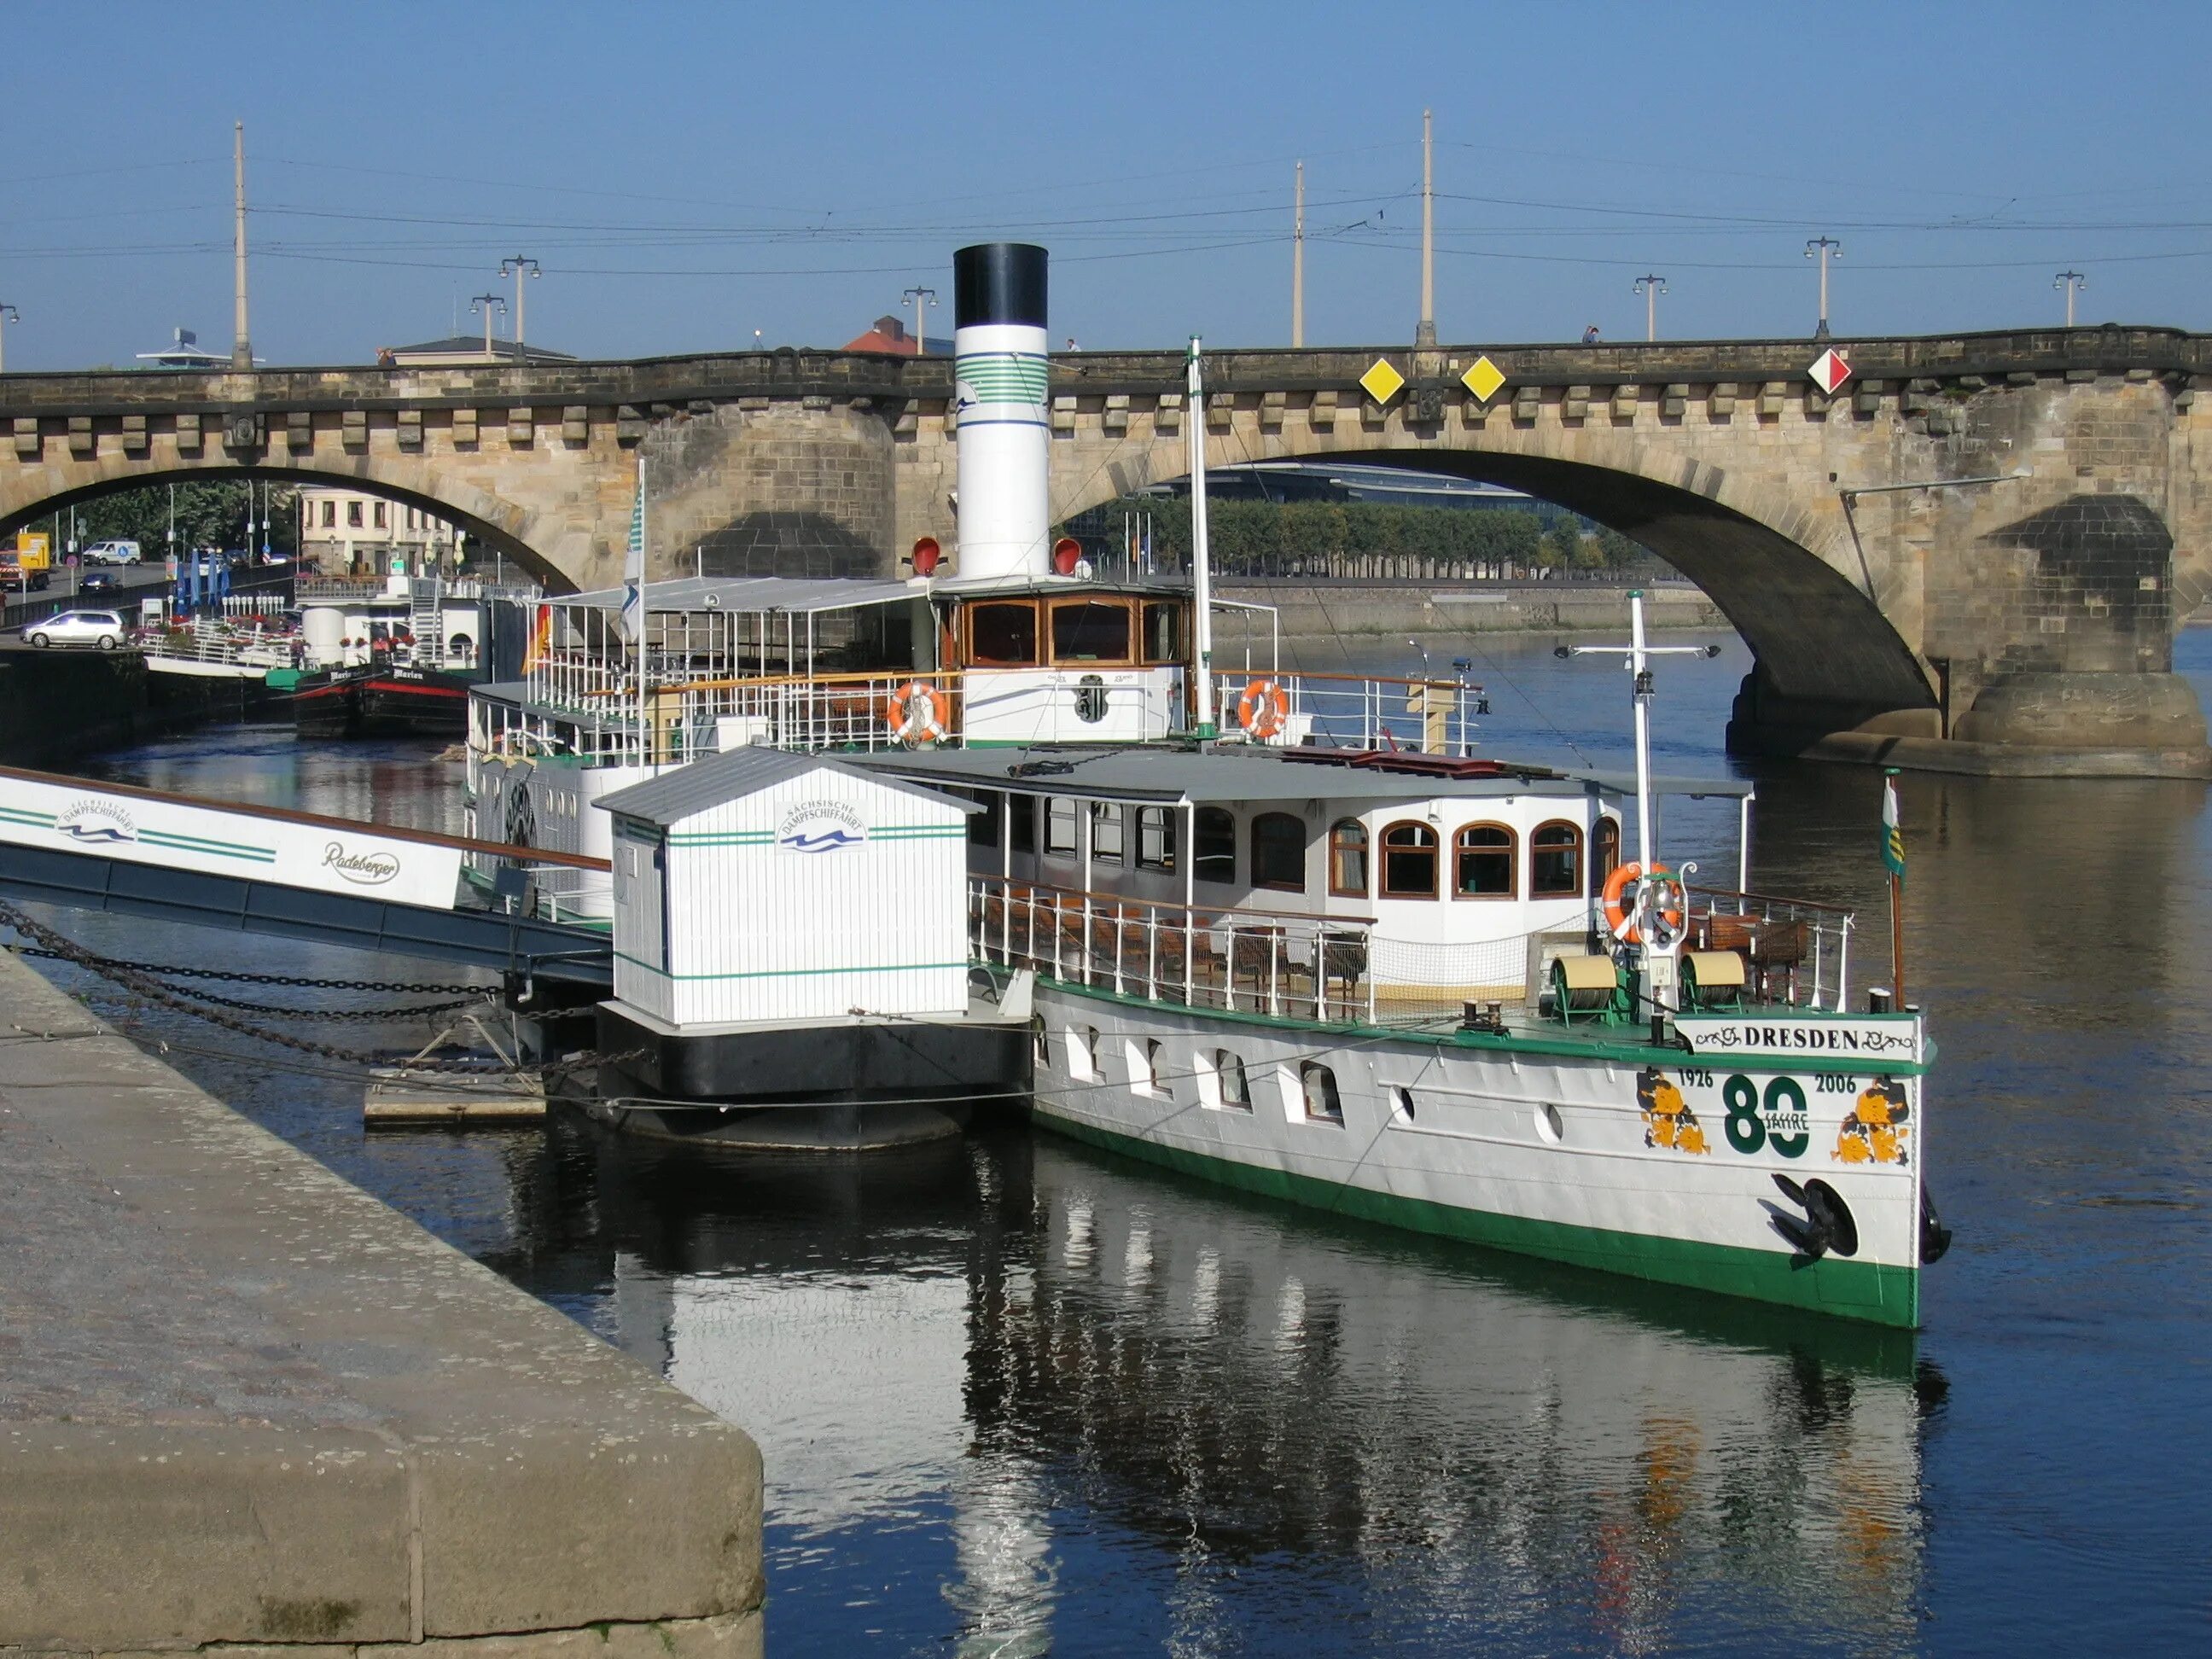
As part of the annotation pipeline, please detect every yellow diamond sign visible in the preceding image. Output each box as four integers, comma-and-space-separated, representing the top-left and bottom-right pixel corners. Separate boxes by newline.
1359, 357, 1406, 405
1461, 354, 1506, 404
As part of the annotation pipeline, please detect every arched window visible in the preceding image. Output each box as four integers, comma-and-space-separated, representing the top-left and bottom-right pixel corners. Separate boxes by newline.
1380, 821, 1439, 899
1216, 1050, 1251, 1110
1453, 824, 1516, 899
1532, 820, 1583, 898
1250, 812, 1307, 892
1301, 1062, 1343, 1123
1592, 816, 1621, 897
1327, 818, 1369, 898
1195, 807, 1237, 884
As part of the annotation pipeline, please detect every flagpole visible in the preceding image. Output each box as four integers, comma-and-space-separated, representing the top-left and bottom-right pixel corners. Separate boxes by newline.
1885, 767, 1904, 1004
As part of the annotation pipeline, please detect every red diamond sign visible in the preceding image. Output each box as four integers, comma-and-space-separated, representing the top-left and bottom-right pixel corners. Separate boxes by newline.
1807, 347, 1852, 395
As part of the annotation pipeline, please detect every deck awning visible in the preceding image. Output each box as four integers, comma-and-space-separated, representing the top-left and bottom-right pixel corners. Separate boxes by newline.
858, 745, 1747, 806
555, 576, 923, 616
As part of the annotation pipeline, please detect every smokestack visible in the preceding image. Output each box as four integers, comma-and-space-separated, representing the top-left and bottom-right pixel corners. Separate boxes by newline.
952, 243, 1049, 581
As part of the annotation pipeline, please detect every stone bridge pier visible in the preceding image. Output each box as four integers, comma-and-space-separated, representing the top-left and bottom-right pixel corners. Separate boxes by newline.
1, 327, 2209, 776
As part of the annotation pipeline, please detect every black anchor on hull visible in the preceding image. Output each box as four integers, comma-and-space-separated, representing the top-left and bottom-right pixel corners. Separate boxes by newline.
1767, 1173, 1860, 1262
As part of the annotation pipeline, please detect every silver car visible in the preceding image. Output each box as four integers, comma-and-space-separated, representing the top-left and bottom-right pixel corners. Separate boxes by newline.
26, 609, 127, 650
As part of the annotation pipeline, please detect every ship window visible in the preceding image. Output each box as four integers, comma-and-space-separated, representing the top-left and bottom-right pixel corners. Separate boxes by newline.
1091, 801, 1124, 864
1141, 601, 1185, 665
1216, 1050, 1251, 1110
1032, 1017, 1049, 1068
1045, 797, 1078, 855
1068, 1025, 1100, 1082
1592, 816, 1621, 897
1250, 812, 1306, 892
1195, 807, 1236, 883
966, 791, 1002, 849
1532, 821, 1582, 897
1453, 824, 1516, 899
1141, 1039, 1166, 1095
1050, 598, 1132, 664
1381, 821, 1439, 899
1301, 1062, 1343, 1124
1010, 793, 1037, 853
1136, 805, 1176, 871
1328, 818, 1368, 897
969, 601, 1039, 666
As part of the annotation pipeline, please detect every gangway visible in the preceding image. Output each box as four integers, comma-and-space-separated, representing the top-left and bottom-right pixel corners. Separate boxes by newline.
0, 765, 612, 990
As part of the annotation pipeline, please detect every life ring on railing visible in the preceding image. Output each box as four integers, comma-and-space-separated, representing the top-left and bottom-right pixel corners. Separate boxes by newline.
885, 680, 946, 746
1237, 678, 1289, 741
1602, 861, 1685, 946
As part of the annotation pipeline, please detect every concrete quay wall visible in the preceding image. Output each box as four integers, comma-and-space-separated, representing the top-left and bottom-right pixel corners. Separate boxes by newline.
0, 954, 764, 1656
1217, 580, 1724, 647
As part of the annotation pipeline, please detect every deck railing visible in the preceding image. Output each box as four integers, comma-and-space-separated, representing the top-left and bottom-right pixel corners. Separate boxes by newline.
1208, 670, 1479, 754
969, 876, 1862, 1027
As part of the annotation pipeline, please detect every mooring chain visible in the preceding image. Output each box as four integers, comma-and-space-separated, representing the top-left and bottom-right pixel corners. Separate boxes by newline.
9, 946, 480, 997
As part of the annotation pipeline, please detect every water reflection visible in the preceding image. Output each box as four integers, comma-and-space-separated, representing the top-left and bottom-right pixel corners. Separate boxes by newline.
511, 1123, 1932, 1656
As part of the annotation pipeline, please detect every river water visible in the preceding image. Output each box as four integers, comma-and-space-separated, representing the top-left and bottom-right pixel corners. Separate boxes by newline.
30, 627, 2212, 1654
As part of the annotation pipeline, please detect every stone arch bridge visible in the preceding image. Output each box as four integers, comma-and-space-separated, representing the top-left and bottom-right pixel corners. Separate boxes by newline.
2, 326, 2208, 772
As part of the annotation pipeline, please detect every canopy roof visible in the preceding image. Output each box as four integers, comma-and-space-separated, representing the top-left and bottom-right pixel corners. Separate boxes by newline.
856, 743, 1749, 807
556, 575, 923, 616
597, 745, 975, 826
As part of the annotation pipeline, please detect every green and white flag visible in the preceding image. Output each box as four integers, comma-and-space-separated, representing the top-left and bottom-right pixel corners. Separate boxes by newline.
1882, 774, 1906, 881
620, 462, 645, 640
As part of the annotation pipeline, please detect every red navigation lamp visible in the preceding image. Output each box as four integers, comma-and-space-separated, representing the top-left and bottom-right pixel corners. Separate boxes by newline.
911, 536, 941, 576
1051, 537, 1082, 576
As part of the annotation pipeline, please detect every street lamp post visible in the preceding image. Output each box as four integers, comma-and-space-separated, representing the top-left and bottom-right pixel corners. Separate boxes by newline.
901, 286, 937, 357
498, 256, 540, 352
0, 304, 18, 375
1806, 237, 1842, 341
2055, 270, 2087, 328
469, 294, 506, 361
1633, 275, 1668, 342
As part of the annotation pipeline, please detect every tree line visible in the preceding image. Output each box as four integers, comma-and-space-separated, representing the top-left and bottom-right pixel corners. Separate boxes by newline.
27, 481, 300, 559
1064, 495, 1656, 578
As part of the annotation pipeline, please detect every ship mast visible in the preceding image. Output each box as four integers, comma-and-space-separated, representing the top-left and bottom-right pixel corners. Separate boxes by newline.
1188, 335, 1216, 739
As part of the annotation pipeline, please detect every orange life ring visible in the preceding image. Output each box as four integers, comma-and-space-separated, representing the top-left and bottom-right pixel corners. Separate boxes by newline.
885, 679, 946, 746
1236, 677, 1289, 741
1602, 861, 1684, 945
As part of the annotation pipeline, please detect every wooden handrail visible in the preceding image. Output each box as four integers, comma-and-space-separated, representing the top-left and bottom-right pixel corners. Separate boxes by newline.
578, 669, 959, 698
1687, 883, 1854, 918
0, 764, 612, 872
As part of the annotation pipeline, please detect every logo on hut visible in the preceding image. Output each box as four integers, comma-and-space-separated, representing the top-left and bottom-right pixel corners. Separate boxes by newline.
55, 801, 137, 845
777, 800, 867, 855
1638, 1067, 1708, 1155
1835, 1077, 1911, 1166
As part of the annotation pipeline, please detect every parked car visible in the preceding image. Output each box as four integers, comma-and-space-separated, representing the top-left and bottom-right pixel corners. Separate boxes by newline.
80, 540, 141, 565
26, 609, 126, 650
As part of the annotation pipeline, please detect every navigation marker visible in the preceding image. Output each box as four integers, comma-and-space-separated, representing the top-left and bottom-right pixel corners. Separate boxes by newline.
1359, 357, 1407, 405
1460, 355, 1506, 404
1807, 347, 1853, 396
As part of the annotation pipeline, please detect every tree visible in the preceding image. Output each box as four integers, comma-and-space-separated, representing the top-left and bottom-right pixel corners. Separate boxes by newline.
57, 480, 300, 558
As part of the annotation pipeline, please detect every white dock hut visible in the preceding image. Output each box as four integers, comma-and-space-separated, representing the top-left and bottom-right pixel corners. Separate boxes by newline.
597, 749, 978, 1028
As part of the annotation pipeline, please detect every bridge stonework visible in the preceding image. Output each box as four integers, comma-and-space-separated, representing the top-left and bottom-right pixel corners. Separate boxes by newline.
3, 328, 2210, 774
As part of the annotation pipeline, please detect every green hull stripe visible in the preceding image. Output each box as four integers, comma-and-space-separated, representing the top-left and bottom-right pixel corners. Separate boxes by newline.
1039, 1113, 1920, 1330
0, 808, 57, 828
140, 830, 276, 863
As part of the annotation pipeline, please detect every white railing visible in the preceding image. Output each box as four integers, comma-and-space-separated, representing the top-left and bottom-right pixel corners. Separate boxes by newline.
970, 876, 1862, 1029
1209, 670, 1481, 754
137, 618, 295, 670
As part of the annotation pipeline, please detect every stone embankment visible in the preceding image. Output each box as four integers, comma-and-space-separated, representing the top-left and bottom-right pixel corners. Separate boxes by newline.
0, 952, 764, 1657
1217, 579, 1723, 646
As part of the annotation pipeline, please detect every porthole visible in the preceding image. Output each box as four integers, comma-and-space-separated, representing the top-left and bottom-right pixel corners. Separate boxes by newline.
1301, 1062, 1344, 1125
1031, 1016, 1049, 1069
1389, 1086, 1416, 1123
1535, 1102, 1565, 1144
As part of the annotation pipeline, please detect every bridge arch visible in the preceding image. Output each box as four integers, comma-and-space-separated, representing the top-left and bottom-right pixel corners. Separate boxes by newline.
1053, 434, 1936, 721
0, 457, 578, 590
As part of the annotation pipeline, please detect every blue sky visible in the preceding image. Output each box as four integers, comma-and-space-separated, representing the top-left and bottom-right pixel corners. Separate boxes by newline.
3, 0, 2207, 368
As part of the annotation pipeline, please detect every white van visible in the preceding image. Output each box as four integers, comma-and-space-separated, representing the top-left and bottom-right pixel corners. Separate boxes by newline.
81, 540, 141, 565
